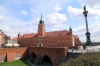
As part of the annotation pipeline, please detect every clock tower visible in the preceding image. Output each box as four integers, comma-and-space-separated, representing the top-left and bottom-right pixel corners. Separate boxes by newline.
38, 14, 45, 36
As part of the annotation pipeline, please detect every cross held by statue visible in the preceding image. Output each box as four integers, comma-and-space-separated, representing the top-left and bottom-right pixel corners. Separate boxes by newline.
83, 5, 88, 17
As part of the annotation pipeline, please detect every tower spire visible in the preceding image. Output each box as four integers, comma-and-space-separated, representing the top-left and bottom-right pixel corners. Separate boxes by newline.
39, 13, 44, 24
18, 32, 20, 37
69, 26, 72, 32
41, 13, 42, 19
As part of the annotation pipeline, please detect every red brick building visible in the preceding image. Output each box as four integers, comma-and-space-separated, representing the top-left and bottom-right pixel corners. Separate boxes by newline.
18, 15, 81, 47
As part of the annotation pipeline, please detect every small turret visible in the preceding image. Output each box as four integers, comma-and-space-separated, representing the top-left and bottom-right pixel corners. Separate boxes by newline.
69, 26, 72, 32
18, 32, 20, 37
17, 32, 20, 44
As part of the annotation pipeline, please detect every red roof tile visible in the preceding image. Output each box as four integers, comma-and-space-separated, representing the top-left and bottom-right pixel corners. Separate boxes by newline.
19, 30, 70, 38
18, 30, 79, 39
44, 30, 69, 36
73, 35, 79, 39
19, 33, 37, 38
12, 37, 17, 40
3, 34, 8, 37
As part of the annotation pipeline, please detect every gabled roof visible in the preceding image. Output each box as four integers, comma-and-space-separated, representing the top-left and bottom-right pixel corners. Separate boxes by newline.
12, 37, 17, 41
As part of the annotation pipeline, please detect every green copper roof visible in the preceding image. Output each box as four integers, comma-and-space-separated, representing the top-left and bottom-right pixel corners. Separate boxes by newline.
39, 14, 44, 24
69, 26, 72, 31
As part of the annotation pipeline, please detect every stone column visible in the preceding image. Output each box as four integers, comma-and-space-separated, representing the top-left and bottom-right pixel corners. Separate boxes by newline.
83, 5, 92, 45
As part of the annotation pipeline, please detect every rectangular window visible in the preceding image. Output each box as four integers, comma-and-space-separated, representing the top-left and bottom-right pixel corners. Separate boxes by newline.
58, 40, 60, 43
62, 40, 64, 43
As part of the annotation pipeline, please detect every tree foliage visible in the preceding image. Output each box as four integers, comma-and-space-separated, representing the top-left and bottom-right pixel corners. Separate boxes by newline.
60, 52, 100, 66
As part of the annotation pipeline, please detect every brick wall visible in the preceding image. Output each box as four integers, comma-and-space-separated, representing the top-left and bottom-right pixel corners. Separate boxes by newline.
0, 47, 68, 66
29, 47, 68, 66
0, 47, 28, 62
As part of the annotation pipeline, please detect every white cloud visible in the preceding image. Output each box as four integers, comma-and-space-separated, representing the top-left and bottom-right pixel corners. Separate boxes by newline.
20, 10, 28, 15
0, 5, 5, 10
1, 21, 37, 38
67, 6, 83, 17
44, 12, 67, 30
67, 6, 100, 18
54, 4, 62, 12
0, 15, 10, 23
73, 23, 100, 42
78, 0, 100, 8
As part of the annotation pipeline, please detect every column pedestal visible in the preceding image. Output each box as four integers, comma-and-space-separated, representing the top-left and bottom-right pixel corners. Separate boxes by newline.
84, 32, 95, 46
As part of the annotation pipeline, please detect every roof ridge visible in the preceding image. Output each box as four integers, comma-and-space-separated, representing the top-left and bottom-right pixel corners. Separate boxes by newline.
46, 30, 68, 33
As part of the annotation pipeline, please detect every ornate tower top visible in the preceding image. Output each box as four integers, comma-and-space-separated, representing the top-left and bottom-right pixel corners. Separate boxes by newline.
39, 14, 44, 24
18, 32, 20, 37
69, 26, 72, 32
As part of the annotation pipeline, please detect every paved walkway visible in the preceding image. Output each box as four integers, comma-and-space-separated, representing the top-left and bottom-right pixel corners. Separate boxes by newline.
26, 60, 36, 66
26, 60, 44, 66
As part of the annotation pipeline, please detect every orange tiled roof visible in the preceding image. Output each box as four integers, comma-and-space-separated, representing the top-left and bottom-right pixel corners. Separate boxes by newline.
16, 30, 79, 39
73, 35, 79, 39
19, 30, 71, 38
12, 37, 17, 40
19, 33, 37, 38
44, 30, 69, 36
3, 34, 8, 38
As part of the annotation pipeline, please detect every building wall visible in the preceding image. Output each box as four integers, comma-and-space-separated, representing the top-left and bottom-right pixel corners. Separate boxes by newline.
0, 31, 4, 46
19, 34, 81, 47
0, 30, 9, 46
43, 35, 73, 47
19, 37, 38, 47
74, 38, 81, 46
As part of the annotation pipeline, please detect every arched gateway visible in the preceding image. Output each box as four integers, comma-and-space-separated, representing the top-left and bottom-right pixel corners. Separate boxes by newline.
31, 52, 36, 60
42, 55, 53, 66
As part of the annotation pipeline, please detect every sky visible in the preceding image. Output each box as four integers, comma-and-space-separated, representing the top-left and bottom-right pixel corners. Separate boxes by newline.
0, 0, 100, 42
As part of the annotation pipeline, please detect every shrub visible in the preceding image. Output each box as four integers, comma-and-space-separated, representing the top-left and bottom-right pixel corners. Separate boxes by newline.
59, 52, 100, 66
